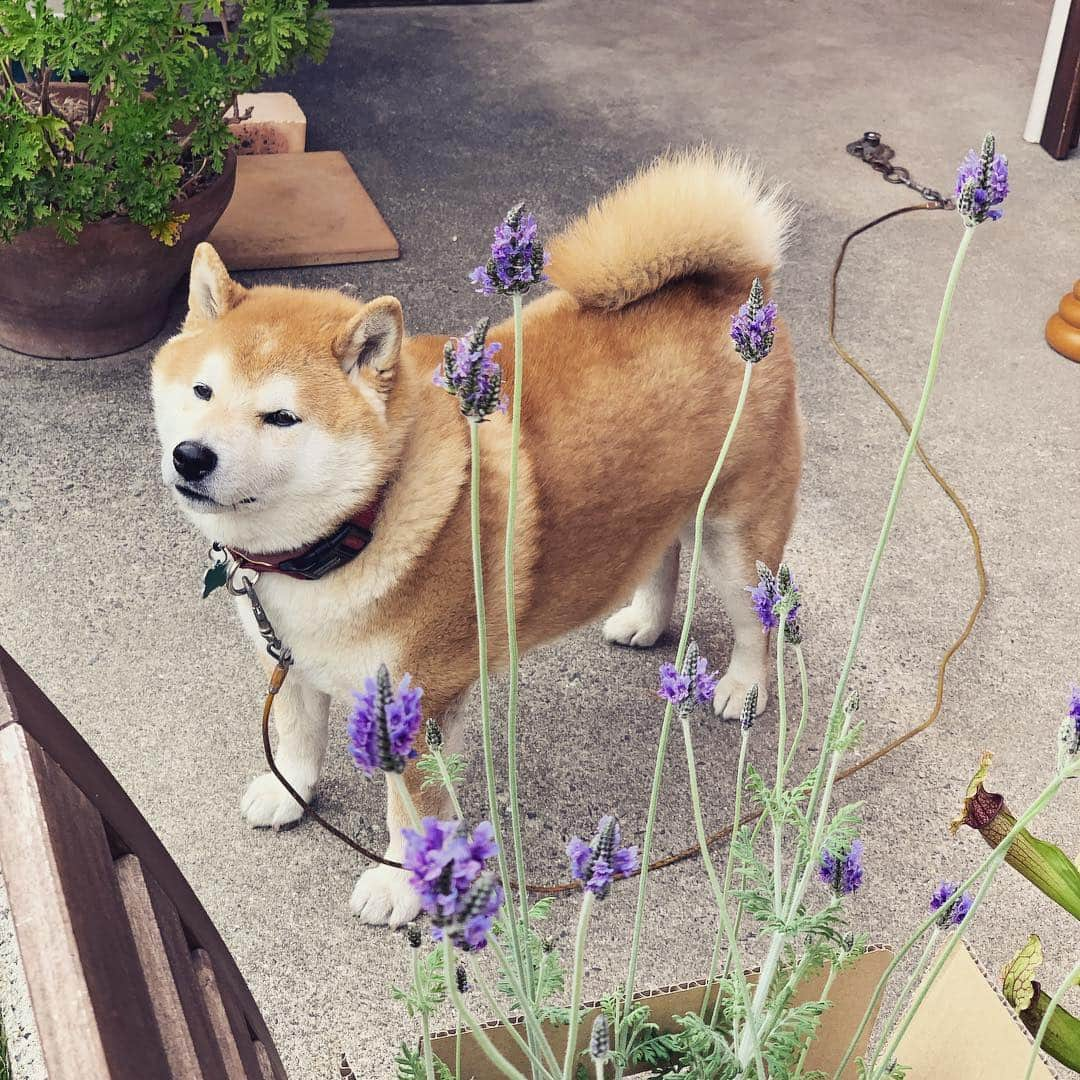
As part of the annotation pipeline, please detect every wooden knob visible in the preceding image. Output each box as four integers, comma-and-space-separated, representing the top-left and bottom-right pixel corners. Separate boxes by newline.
1046, 281, 1080, 363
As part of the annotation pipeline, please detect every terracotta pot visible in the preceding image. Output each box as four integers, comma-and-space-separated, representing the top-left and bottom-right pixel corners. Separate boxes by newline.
0, 151, 236, 359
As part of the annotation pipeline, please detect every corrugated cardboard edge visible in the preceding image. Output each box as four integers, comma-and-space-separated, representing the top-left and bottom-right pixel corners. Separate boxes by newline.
893, 940, 1059, 1080
431, 944, 894, 1077
969, 941, 1062, 1079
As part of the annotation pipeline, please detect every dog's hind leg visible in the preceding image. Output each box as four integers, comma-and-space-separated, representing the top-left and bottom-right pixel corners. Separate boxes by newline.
240, 673, 330, 828
602, 541, 680, 648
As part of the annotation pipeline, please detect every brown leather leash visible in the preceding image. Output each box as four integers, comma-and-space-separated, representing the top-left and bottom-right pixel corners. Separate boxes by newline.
254, 133, 989, 895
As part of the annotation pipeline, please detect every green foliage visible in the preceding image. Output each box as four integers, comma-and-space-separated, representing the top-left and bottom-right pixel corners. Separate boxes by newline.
496, 897, 571, 1023
390, 946, 446, 1019
393, 1042, 453, 1080
0, 0, 332, 243
0, 1011, 10, 1080
417, 749, 466, 796
608, 990, 661, 1072
857, 1059, 910, 1080
392, 1043, 425, 1080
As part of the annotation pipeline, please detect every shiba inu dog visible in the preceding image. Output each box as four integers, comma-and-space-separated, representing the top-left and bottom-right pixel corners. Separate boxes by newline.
151, 148, 801, 927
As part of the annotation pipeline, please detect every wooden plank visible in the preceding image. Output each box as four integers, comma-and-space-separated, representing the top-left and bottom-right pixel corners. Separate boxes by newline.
253, 1041, 276, 1080
1042, 0, 1080, 157
0, 723, 170, 1079
192, 949, 264, 1080
208, 151, 400, 270
0, 723, 110, 1078
116, 854, 220, 1079
0, 646, 289, 1080
143, 871, 232, 1079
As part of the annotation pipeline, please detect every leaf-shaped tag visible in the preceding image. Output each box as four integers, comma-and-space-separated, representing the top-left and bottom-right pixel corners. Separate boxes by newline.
1002, 933, 1042, 1012
202, 560, 229, 598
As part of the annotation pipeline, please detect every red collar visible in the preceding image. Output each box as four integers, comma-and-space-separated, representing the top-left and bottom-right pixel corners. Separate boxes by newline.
226, 492, 384, 581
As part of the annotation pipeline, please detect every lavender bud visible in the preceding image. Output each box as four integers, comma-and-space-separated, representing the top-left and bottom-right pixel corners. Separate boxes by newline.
740, 684, 759, 731
456, 962, 470, 993
589, 1014, 611, 1061
374, 664, 396, 772
425, 716, 443, 750
405, 925, 422, 948
681, 641, 700, 681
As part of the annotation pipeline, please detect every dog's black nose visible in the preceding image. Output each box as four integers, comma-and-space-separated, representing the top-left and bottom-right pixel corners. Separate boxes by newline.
172, 440, 218, 482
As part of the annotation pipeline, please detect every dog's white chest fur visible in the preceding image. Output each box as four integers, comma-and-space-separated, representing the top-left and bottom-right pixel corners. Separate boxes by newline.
233, 573, 397, 697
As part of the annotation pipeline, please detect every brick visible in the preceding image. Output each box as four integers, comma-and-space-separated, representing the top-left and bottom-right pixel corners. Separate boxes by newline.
232, 92, 306, 155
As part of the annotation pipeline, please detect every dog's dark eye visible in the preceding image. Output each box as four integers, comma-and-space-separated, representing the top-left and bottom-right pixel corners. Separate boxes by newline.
193, 383, 212, 401
263, 410, 301, 428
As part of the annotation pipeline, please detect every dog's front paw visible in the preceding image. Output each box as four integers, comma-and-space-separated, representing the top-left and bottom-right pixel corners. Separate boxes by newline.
240, 772, 309, 829
350, 864, 420, 927
602, 604, 667, 648
713, 671, 769, 721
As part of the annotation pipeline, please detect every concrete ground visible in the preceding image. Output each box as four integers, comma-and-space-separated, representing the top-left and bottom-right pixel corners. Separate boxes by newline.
2, 1, 1079, 1076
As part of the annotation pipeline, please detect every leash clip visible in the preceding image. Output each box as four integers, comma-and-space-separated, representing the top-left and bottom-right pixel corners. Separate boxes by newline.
846, 130, 954, 210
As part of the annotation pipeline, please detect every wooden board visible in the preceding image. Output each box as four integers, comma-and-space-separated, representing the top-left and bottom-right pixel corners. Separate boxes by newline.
0, 724, 171, 1079
0, 646, 289, 1080
209, 151, 400, 270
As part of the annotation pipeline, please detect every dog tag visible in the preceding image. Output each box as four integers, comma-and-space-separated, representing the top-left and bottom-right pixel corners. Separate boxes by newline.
202, 560, 229, 598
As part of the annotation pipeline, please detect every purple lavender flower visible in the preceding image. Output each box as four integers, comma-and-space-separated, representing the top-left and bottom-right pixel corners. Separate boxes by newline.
567, 815, 640, 899
930, 881, 974, 928
747, 561, 801, 637
470, 203, 549, 296
690, 654, 718, 706
955, 134, 1009, 225
347, 665, 423, 776
658, 662, 691, 706
1062, 684, 1080, 759
431, 874, 504, 951
819, 839, 864, 896
730, 277, 777, 363
401, 817, 498, 921
433, 318, 506, 420
658, 644, 718, 711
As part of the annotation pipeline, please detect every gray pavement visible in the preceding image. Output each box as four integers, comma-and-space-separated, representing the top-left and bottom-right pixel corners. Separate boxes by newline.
1, 2, 1079, 1076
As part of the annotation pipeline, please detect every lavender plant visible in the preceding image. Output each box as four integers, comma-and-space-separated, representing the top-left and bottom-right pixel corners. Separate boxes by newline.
376, 135, 1078, 1080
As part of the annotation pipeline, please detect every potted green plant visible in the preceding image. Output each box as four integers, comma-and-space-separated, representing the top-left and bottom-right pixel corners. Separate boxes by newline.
0, 0, 332, 359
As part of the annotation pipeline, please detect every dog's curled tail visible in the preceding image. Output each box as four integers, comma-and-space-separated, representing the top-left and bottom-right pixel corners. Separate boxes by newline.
545, 147, 793, 311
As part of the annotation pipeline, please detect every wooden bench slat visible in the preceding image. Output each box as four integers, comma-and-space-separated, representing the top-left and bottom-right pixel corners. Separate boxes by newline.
143, 867, 233, 1079
117, 854, 233, 1079
0, 724, 171, 1079
192, 948, 266, 1080
254, 1040, 277, 1080
0, 723, 110, 1078
0, 647, 289, 1079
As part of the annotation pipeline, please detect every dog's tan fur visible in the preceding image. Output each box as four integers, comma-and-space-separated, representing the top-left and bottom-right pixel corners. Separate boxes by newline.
151, 148, 801, 925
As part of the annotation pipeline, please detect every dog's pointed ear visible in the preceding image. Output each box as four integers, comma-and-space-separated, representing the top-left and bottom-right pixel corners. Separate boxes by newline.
335, 296, 404, 381
187, 243, 243, 324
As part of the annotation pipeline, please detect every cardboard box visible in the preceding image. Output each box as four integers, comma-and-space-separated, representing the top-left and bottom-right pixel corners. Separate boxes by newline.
431, 944, 1058, 1078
